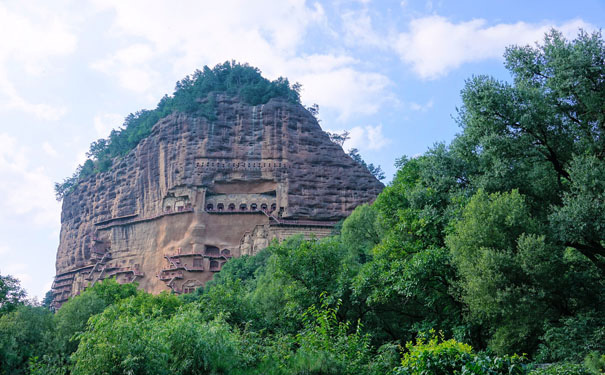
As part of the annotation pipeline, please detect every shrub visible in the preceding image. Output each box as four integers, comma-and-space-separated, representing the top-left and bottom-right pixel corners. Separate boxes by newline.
395, 331, 526, 375
584, 352, 605, 374
529, 363, 591, 375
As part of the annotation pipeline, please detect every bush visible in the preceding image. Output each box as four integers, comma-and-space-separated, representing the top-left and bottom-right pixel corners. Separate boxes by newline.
537, 312, 605, 362
395, 331, 526, 375
529, 363, 591, 375
584, 352, 605, 374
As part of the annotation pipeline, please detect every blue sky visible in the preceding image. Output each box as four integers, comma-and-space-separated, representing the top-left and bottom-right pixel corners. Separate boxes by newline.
0, 0, 602, 300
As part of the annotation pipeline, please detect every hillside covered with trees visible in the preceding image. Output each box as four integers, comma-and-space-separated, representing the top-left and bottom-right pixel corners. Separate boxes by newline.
3, 30, 604, 375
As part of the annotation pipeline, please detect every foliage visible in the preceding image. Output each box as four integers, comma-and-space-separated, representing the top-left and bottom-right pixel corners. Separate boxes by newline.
0, 305, 53, 375
549, 155, 605, 270
529, 363, 592, 375
162, 309, 244, 375
537, 312, 605, 363
52, 279, 140, 355
327, 130, 350, 147
341, 204, 381, 264
55, 61, 302, 200
0, 273, 27, 316
457, 29, 605, 271
396, 331, 526, 375
287, 295, 373, 375
348, 148, 386, 180
251, 236, 357, 334
71, 293, 182, 375
584, 352, 605, 375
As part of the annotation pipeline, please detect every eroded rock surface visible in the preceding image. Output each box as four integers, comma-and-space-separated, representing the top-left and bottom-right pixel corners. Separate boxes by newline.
52, 96, 383, 307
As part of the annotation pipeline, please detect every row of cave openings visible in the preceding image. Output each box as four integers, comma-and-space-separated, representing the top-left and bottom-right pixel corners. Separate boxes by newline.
203, 245, 231, 258
206, 202, 276, 213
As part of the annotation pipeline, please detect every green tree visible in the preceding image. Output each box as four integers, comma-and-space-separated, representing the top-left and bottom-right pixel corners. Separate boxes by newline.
52, 278, 139, 354
550, 155, 605, 271
456, 29, 605, 270
162, 308, 244, 375
71, 292, 181, 375
341, 204, 381, 264
0, 273, 27, 316
447, 189, 603, 356
253, 237, 357, 330
287, 295, 373, 375
350, 151, 467, 345
0, 305, 53, 375
348, 148, 386, 180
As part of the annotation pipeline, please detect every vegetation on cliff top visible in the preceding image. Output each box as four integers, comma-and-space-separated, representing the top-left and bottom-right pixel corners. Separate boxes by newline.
54, 61, 302, 200
3, 30, 603, 375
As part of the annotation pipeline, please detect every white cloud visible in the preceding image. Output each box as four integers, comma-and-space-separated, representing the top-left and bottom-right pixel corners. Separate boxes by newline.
0, 73, 67, 120
394, 16, 594, 79
93, 113, 124, 137
73, 150, 89, 169
42, 142, 58, 157
409, 98, 434, 112
341, 9, 388, 49
0, 2, 76, 119
366, 125, 389, 150
0, 3, 77, 68
327, 124, 390, 152
0, 133, 61, 228
299, 67, 392, 121
89, 0, 391, 119
0, 245, 9, 256
3, 263, 31, 285
91, 44, 156, 93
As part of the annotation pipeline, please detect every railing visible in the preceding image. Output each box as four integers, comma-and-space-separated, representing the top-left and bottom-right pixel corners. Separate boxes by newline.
185, 266, 204, 272
96, 207, 194, 230
158, 270, 184, 281
52, 280, 73, 289
259, 209, 337, 227
106, 267, 144, 278
94, 213, 138, 226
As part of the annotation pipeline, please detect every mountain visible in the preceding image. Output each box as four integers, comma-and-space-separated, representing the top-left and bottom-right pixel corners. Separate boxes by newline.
51, 87, 383, 307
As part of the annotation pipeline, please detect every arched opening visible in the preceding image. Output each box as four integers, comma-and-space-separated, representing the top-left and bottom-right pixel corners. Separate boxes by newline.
206, 203, 214, 211
261, 203, 268, 211
250, 203, 257, 211
228, 203, 236, 211
271, 203, 276, 212
217, 203, 224, 211
204, 246, 220, 257
239, 203, 247, 211
210, 260, 220, 271
221, 249, 231, 256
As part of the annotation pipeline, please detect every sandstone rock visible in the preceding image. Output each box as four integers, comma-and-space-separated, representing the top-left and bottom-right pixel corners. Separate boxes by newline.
52, 95, 384, 307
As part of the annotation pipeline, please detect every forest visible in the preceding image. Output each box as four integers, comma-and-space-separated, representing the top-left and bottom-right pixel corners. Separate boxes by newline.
2, 30, 604, 374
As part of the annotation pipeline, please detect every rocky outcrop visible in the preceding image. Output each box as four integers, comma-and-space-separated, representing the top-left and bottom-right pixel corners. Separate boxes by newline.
52, 95, 383, 307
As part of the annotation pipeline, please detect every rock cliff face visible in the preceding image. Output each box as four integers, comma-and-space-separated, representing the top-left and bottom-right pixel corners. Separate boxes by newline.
52, 95, 383, 307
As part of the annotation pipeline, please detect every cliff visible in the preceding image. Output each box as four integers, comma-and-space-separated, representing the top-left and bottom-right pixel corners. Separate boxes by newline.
52, 95, 383, 307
